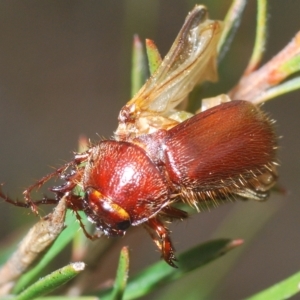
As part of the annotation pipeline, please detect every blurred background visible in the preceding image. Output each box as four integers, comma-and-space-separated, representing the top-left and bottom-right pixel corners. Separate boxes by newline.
0, 0, 299, 299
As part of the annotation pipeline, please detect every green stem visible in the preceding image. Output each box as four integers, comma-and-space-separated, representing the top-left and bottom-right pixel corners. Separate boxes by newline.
244, 0, 267, 74
218, 0, 247, 62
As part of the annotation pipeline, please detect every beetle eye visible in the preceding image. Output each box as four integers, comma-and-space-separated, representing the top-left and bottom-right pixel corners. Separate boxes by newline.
116, 219, 131, 230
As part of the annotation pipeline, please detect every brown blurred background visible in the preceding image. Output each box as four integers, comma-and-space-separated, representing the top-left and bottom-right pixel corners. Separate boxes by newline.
0, 1, 299, 299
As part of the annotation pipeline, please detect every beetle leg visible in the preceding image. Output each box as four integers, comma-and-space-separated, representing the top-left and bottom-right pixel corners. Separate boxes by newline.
0, 185, 38, 208
144, 217, 177, 268
40, 192, 101, 240
1, 156, 86, 215
0, 186, 59, 221
22, 163, 74, 214
50, 169, 83, 195
65, 193, 102, 240
22, 154, 89, 214
71, 206, 101, 240
160, 205, 188, 221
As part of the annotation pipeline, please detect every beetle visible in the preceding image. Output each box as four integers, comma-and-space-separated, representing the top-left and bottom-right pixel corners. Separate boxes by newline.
0, 6, 277, 267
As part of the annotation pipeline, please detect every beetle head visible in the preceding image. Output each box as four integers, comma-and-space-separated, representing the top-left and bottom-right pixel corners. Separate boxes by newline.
84, 186, 131, 237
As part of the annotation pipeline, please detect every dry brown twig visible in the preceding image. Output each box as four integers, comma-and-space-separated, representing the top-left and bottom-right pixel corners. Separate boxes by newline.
229, 31, 300, 103
0, 196, 67, 296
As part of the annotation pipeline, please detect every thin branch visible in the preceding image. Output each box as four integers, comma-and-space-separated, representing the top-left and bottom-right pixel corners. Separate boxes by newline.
229, 31, 300, 103
244, 0, 268, 74
0, 197, 67, 296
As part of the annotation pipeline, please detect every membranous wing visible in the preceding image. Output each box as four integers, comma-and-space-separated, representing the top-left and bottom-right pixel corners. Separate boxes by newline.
116, 5, 223, 139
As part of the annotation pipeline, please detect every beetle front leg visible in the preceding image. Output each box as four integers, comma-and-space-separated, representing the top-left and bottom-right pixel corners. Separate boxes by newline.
22, 153, 89, 214
144, 217, 177, 268
160, 205, 188, 220
0, 185, 59, 210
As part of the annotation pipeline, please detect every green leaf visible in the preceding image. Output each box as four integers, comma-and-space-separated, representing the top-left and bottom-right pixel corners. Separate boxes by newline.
163, 199, 283, 300
279, 54, 300, 77
245, 270, 300, 300
145, 39, 162, 75
131, 35, 147, 97
244, 0, 268, 74
98, 239, 242, 300
218, 0, 247, 62
15, 262, 85, 300
35, 297, 98, 300
110, 246, 130, 300
255, 76, 300, 103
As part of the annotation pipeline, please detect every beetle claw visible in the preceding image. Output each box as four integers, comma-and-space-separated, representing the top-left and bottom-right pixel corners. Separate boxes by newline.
144, 216, 179, 268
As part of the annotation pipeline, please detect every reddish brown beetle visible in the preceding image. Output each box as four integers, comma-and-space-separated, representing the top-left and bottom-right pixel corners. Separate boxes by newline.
0, 6, 277, 267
